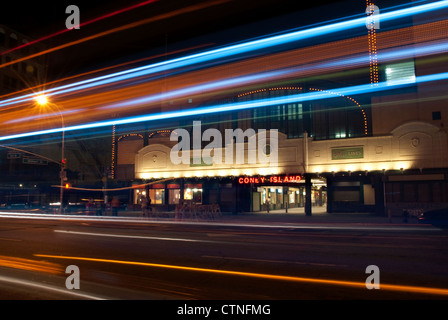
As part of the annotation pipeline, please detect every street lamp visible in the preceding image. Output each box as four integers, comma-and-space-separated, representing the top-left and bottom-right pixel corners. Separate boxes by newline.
34, 94, 65, 214
34, 94, 49, 106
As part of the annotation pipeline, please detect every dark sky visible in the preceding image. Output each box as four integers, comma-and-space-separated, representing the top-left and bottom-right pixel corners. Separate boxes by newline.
3, 0, 346, 36
0, 0, 411, 81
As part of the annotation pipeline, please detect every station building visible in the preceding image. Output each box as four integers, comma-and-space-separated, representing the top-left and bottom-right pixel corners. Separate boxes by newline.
113, 81, 447, 216
112, 10, 448, 216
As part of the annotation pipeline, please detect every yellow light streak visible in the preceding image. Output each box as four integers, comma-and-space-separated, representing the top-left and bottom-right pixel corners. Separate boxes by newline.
0, 255, 63, 275
0, 43, 213, 103
51, 178, 172, 192
34, 254, 448, 296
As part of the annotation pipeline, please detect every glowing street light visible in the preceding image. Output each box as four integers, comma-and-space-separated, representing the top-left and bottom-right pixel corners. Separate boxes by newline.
33, 93, 66, 214
34, 94, 49, 106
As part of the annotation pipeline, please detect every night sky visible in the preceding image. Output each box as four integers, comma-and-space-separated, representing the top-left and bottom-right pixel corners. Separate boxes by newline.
1, 0, 410, 80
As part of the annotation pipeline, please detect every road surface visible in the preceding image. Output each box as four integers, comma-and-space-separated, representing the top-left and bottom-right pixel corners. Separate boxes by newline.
0, 213, 447, 301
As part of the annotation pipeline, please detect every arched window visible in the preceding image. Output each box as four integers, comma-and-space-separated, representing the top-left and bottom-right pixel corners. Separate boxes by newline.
236, 86, 368, 140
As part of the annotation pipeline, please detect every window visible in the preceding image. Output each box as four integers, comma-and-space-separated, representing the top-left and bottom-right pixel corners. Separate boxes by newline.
169, 189, 180, 204
148, 189, 164, 204
184, 184, 202, 204
385, 61, 416, 85
432, 111, 441, 120
241, 87, 367, 140
184, 188, 202, 204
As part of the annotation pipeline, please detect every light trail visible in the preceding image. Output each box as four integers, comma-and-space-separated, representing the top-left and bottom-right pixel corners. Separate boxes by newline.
97, 69, 290, 110
1, 71, 447, 142
0, 43, 213, 104
4, 108, 82, 124
0, 255, 63, 274
0, 0, 159, 57
5, 23, 445, 132
92, 40, 448, 111
34, 254, 448, 296
1, 0, 447, 109
51, 178, 172, 192
54, 230, 216, 243
0, 0, 229, 77
0, 211, 438, 232
0, 275, 106, 300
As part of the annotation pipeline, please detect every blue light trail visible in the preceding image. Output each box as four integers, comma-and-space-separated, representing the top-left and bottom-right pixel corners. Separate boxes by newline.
1, 71, 447, 142
1, 0, 447, 109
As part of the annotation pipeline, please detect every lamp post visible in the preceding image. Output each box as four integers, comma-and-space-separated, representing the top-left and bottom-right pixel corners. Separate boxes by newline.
34, 94, 65, 214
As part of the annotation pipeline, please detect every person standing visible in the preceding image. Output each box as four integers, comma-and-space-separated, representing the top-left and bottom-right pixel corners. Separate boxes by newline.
147, 197, 152, 216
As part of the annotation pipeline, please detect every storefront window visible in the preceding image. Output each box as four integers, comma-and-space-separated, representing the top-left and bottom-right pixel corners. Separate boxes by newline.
134, 188, 164, 205
134, 189, 145, 205
169, 189, 180, 204
289, 190, 295, 204
184, 184, 203, 204
241, 176, 326, 212
149, 189, 165, 204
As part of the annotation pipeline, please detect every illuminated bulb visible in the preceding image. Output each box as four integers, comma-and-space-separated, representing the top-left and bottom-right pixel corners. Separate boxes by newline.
34, 95, 49, 105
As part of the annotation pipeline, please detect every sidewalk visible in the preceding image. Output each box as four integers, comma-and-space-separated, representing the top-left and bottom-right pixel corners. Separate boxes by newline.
115, 206, 423, 226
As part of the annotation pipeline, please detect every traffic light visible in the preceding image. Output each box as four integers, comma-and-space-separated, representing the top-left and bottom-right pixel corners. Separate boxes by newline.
62, 158, 67, 168
65, 183, 71, 189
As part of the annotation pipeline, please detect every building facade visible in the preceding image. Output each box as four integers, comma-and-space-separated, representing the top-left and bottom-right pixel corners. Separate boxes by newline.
112, 4, 448, 216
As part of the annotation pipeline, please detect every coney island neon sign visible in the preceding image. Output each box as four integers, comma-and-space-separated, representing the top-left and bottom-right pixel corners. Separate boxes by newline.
238, 175, 302, 184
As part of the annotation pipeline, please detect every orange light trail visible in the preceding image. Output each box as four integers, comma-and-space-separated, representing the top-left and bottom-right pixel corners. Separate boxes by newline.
51, 178, 172, 192
0, 42, 213, 103
0, 255, 63, 275
1, 19, 446, 138
35, 254, 448, 296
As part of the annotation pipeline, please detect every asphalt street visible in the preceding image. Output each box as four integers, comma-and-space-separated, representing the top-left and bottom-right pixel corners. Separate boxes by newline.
0, 211, 447, 302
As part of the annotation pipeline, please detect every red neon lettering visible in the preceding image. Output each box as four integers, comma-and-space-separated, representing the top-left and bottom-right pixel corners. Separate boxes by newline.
239, 175, 303, 184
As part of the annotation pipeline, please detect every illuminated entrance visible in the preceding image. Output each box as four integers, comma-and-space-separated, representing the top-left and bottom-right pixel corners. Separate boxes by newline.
237, 175, 326, 212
